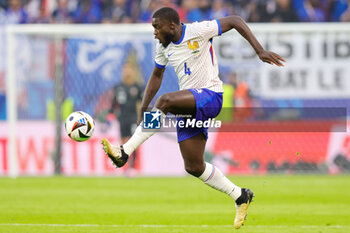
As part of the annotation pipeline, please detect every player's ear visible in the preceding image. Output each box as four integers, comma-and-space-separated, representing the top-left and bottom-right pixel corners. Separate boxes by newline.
169, 22, 176, 30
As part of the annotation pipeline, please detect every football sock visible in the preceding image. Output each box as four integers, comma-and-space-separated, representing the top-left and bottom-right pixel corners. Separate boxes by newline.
199, 162, 242, 201
123, 108, 165, 156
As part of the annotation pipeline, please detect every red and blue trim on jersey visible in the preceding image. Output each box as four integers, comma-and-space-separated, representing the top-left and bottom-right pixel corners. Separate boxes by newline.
155, 24, 187, 68
209, 39, 214, 65
208, 20, 222, 65
215, 19, 222, 36
173, 24, 187, 45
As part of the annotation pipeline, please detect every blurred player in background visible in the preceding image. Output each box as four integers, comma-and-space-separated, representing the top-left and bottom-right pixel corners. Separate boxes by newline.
102, 7, 285, 228
107, 61, 143, 175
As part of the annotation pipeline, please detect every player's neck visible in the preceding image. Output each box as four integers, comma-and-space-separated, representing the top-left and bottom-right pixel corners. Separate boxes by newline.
172, 24, 184, 43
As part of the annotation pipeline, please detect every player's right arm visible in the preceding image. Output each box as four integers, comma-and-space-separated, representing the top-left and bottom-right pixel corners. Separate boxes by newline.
137, 66, 165, 124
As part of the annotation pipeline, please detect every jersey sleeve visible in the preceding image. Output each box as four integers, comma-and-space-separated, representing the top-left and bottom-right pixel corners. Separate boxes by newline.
154, 42, 168, 68
194, 19, 222, 41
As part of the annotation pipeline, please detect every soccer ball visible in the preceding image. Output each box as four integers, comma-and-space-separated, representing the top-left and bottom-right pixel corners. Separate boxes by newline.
65, 111, 95, 142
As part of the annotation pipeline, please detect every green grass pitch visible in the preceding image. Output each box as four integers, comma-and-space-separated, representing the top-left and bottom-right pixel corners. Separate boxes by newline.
1, 175, 349, 233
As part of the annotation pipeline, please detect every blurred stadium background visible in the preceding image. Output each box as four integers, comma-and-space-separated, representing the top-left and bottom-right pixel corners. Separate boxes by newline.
0, 1, 350, 233
0, 0, 349, 176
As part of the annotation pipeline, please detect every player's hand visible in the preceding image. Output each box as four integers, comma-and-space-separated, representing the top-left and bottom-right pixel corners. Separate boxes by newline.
258, 50, 286, 67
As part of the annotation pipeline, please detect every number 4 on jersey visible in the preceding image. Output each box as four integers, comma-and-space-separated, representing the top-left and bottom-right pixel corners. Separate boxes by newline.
184, 62, 191, 75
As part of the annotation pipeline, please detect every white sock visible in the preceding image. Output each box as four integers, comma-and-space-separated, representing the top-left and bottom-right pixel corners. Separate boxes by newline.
123, 108, 165, 155
199, 162, 242, 201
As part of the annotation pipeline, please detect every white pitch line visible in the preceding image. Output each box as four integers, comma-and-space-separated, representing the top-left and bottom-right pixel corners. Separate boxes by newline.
0, 223, 347, 228
2, 224, 231, 228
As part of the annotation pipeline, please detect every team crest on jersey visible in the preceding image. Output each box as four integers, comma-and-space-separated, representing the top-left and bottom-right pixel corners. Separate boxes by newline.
187, 40, 199, 54
194, 88, 203, 94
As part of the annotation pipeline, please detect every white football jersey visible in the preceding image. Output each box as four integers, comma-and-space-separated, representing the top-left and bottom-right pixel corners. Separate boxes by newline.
154, 19, 224, 93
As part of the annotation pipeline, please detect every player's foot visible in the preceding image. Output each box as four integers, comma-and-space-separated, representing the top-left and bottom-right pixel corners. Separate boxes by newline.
101, 138, 129, 168
234, 188, 254, 229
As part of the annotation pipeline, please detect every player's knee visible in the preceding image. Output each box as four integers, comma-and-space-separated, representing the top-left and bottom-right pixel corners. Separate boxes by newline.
155, 94, 172, 112
184, 164, 205, 177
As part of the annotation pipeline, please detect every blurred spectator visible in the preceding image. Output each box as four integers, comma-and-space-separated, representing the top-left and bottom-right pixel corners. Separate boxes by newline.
102, 0, 131, 23
226, 0, 245, 20
0, 0, 346, 26
108, 61, 143, 175
51, 0, 73, 23
158, 0, 186, 22
128, 0, 143, 22
308, 0, 326, 22
233, 76, 253, 122
30, 5, 50, 23
246, 1, 270, 22
294, 0, 328, 22
181, 0, 202, 22
209, 0, 232, 19
269, 0, 299, 22
139, 0, 184, 22
138, 0, 160, 22
328, 0, 350, 21
198, 0, 211, 20
293, 0, 309, 21
0, 6, 6, 24
72, 0, 102, 24
26, 0, 40, 22
0, 0, 6, 9
217, 72, 236, 122
5, 0, 29, 24
340, 1, 350, 21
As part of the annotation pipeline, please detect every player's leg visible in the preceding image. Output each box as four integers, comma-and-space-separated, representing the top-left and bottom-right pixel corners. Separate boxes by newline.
102, 118, 135, 168
121, 136, 137, 177
121, 122, 136, 166
123, 89, 196, 153
121, 137, 128, 145
153, 89, 196, 116
179, 133, 253, 229
102, 90, 196, 168
121, 137, 135, 167
179, 133, 242, 197
123, 122, 138, 174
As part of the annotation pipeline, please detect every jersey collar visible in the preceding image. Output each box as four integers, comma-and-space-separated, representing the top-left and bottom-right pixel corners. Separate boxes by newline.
172, 23, 186, 45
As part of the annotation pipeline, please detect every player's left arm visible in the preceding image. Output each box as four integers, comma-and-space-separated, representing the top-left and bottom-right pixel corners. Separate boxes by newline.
218, 16, 286, 67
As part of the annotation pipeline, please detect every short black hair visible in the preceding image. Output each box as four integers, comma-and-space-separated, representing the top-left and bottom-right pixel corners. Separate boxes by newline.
152, 7, 180, 25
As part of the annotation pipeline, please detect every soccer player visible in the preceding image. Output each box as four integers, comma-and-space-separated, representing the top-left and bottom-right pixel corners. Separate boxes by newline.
102, 7, 285, 229
108, 62, 143, 174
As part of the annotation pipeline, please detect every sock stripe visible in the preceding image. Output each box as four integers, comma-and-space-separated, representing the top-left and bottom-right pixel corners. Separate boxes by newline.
204, 166, 215, 182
